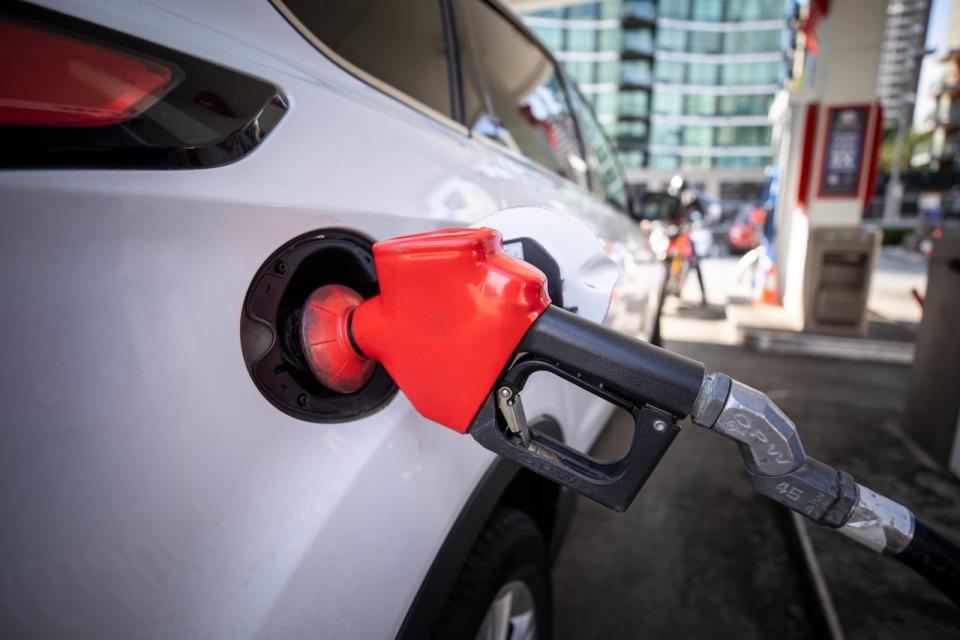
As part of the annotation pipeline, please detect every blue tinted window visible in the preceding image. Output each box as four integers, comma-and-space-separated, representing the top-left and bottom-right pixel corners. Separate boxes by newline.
691, 0, 723, 21
688, 31, 722, 53
727, 0, 784, 20
722, 61, 781, 85
652, 91, 682, 115
657, 28, 686, 51
655, 60, 685, 83
659, 0, 690, 19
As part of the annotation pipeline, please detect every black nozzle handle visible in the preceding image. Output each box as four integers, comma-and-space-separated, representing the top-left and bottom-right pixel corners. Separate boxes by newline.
469, 375, 680, 512
518, 306, 705, 419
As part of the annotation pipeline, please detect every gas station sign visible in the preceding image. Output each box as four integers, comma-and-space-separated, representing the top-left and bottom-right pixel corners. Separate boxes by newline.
819, 105, 870, 198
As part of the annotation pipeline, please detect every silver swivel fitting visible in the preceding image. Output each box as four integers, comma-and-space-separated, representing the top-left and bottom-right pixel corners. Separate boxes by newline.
691, 372, 805, 475
689, 372, 914, 552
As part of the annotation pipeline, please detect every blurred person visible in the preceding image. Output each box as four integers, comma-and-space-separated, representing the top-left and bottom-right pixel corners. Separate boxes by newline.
733, 205, 775, 300
667, 175, 708, 305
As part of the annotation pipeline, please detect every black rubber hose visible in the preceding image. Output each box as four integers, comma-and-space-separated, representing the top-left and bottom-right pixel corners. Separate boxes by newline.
896, 519, 960, 607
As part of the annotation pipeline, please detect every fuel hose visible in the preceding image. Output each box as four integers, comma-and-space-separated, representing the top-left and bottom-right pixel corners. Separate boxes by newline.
895, 519, 960, 607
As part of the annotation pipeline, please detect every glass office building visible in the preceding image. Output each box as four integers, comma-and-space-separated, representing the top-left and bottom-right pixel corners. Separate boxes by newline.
649, 0, 786, 171
523, 1, 656, 170
523, 0, 792, 201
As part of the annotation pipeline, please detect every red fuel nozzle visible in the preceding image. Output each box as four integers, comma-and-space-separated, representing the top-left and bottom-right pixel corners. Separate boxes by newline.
300, 284, 376, 394
300, 227, 704, 512
300, 228, 551, 432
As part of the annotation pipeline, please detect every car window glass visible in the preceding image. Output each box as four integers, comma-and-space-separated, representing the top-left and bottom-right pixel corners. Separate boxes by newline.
455, 0, 588, 188
283, 0, 453, 119
567, 84, 628, 210
641, 193, 680, 221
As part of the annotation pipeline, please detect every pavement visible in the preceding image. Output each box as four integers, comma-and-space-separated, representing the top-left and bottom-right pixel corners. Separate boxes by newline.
551, 250, 960, 639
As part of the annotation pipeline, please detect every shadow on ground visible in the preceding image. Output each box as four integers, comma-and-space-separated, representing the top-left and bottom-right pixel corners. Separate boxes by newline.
672, 302, 728, 321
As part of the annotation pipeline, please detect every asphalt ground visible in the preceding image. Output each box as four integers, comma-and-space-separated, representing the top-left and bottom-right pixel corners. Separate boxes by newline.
550, 257, 960, 639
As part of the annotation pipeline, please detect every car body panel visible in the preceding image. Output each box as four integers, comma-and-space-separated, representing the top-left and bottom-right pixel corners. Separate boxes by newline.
0, 1, 661, 637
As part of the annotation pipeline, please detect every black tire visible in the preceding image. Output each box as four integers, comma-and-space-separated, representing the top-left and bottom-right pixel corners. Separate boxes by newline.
432, 507, 552, 640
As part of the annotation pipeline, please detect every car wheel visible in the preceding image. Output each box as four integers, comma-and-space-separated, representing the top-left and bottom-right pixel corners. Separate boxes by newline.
433, 506, 551, 640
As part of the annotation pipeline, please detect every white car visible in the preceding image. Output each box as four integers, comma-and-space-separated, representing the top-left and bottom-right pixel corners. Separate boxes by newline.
0, 1, 662, 638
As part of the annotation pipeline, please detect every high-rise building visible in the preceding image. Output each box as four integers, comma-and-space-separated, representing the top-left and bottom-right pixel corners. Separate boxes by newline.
875, 0, 931, 128
647, 1, 787, 170
523, 1, 657, 170
929, 2, 960, 169
931, 49, 960, 168
522, 0, 793, 204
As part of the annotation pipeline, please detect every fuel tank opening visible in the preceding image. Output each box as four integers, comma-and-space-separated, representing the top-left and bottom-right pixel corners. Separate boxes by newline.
300, 284, 374, 394
241, 230, 397, 422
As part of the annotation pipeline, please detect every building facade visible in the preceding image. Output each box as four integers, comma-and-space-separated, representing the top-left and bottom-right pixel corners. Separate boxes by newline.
927, 3, 960, 170
931, 49, 960, 169
522, 1, 657, 170
522, 0, 793, 207
875, 0, 930, 128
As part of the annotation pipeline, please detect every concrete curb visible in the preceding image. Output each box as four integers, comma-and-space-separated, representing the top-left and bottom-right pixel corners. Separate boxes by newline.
740, 327, 914, 365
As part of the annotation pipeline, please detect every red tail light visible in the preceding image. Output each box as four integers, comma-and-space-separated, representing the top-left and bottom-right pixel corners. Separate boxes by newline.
0, 16, 174, 127
0, 2, 286, 169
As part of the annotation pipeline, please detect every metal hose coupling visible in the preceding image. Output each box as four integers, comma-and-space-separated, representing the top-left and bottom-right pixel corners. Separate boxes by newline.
836, 484, 915, 554
691, 372, 805, 475
690, 373, 858, 529
686, 370, 960, 607
690, 373, 917, 553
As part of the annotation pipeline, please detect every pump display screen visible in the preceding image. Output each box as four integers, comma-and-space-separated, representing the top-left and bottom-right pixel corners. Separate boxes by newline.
819, 105, 869, 197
